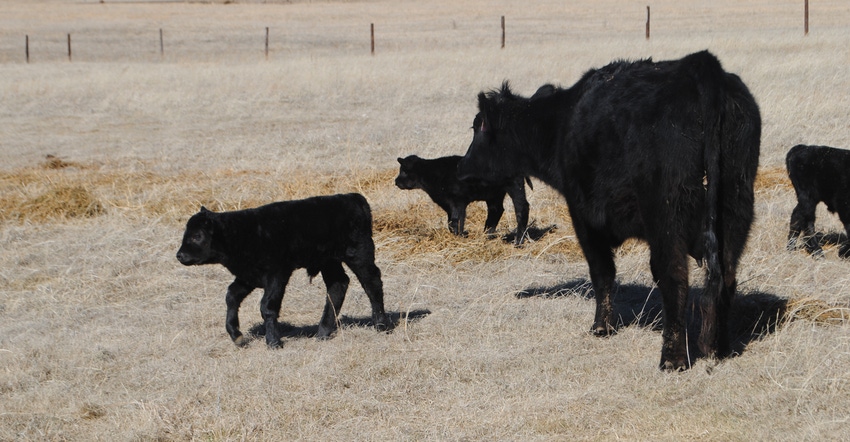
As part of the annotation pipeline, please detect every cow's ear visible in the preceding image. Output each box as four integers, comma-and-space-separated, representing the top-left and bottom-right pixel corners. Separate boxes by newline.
478, 94, 499, 132
200, 206, 209, 213
397, 157, 403, 164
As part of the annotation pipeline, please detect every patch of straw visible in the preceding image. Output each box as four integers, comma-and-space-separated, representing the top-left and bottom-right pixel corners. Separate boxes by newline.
784, 297, 850, 325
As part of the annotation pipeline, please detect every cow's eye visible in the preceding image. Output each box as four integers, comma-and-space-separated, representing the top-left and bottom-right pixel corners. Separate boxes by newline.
191, 232, 204, 243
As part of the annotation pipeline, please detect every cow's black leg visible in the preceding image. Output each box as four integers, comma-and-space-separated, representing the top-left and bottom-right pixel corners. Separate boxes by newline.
506, 183, 530, 245
259, 272, 291, 348
650, 240, 690, 371
345, 245, 391, 333
483, 196, 506, 238
788, 197, 821, 257
576, 226, 617, 335
317, 262, 349, 339
225, 279, 254, 347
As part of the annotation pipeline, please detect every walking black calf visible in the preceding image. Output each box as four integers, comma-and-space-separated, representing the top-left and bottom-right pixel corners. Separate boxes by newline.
176, 193, 391, 347
395, 154, 530, 245
786, 144, 850, 258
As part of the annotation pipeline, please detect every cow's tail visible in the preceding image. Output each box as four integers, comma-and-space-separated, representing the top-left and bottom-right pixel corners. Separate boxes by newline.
691, 51, 725, 358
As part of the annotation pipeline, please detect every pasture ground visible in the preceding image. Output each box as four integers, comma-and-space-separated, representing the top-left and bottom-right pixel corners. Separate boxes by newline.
2, 0, 850, 440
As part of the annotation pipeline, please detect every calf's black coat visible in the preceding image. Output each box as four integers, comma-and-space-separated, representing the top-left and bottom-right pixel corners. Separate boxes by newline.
457, 51, 761, 370
176, 193, 390, 347
395, 154, 530, 244
786, 144, 850, 258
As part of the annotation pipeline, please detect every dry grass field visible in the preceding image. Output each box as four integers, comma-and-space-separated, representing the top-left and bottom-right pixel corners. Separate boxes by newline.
3, 0, 850, 440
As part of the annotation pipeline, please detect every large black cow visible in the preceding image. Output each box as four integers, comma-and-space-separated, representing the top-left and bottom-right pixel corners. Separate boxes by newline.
176, 193, 391, 348
786, 144, 850, 258
457, 51, 761, 370
395, 154, 531, 244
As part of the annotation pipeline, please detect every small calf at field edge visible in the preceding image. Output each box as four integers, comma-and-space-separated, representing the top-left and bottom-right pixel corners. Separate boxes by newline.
395, 154, 531, 245
786, 144, 850, 259
176, 193, 392, 348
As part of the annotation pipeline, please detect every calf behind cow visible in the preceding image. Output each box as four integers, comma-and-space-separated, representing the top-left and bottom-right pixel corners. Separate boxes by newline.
457, 51, 761, 370
176, 193, 391, 347
395, 154, 530, 245
786, 144, 850, 258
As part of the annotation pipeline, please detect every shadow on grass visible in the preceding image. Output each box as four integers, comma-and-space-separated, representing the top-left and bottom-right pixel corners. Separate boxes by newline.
516, 278, 788, 361
501, 222, 558, 244
246, 309, 432, 341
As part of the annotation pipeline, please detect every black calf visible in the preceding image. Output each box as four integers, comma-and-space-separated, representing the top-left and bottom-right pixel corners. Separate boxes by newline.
176, 193, 391, 347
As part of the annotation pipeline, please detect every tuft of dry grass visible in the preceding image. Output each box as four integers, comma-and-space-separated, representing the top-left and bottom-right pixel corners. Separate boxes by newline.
755, 165, 793, 192
785, 297, 850, 325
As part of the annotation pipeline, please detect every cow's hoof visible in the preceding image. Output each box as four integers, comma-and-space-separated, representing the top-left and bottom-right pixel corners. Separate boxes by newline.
591, 325, 616, 337
659, 356, 689, 372
839, 245, 850, 259
265, 337, 282, 348
232, 335, 249, 347
811, 248, 825, 260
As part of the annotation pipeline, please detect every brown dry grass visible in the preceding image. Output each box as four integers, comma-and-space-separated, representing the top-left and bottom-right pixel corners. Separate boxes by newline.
3, 0, 850, 440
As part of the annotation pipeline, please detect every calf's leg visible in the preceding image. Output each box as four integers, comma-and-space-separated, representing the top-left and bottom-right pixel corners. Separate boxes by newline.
346, 245, 391, 332
225, 279, 254, 346
317, 262, 349, 339
483, 195, 506, 236
788, 197, 821, 257
259, 273, 291, 348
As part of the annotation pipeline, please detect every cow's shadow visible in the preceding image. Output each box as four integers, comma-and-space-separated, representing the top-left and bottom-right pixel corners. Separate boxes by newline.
246, 309, 431, 341
517, 279, 788, 360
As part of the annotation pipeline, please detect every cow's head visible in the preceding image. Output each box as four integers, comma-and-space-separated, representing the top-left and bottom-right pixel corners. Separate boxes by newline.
394, 155, 423, 190
176, 207, 218, 266
457, 82, 529, 183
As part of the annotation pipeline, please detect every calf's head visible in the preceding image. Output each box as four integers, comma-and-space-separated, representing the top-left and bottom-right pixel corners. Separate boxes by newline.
457, 82, 528, 183
395, 155, 423, 190
176, 207, 217, 266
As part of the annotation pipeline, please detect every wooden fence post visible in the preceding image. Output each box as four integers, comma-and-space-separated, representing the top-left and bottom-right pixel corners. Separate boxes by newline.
67, 33, 72, 61
646, 6, 651, 40
804, 0, 809, 35
501, 16, 505, 48
159, 29, 164, 57
25, 35, 29, 63
370, 23, 375, 55
265, 27, 269, 59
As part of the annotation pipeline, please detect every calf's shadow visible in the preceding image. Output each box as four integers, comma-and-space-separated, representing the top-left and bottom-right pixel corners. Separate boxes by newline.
517, 279, 788, 361
246, 309, 431, 342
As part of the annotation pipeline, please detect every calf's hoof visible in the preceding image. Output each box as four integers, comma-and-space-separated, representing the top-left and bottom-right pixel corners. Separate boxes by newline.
265, 335, 282, 348
316, 325, 335, 340
374, 316, 393, 332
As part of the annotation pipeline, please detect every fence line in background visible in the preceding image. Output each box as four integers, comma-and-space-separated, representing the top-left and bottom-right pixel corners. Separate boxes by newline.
15, 4, 818, 63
